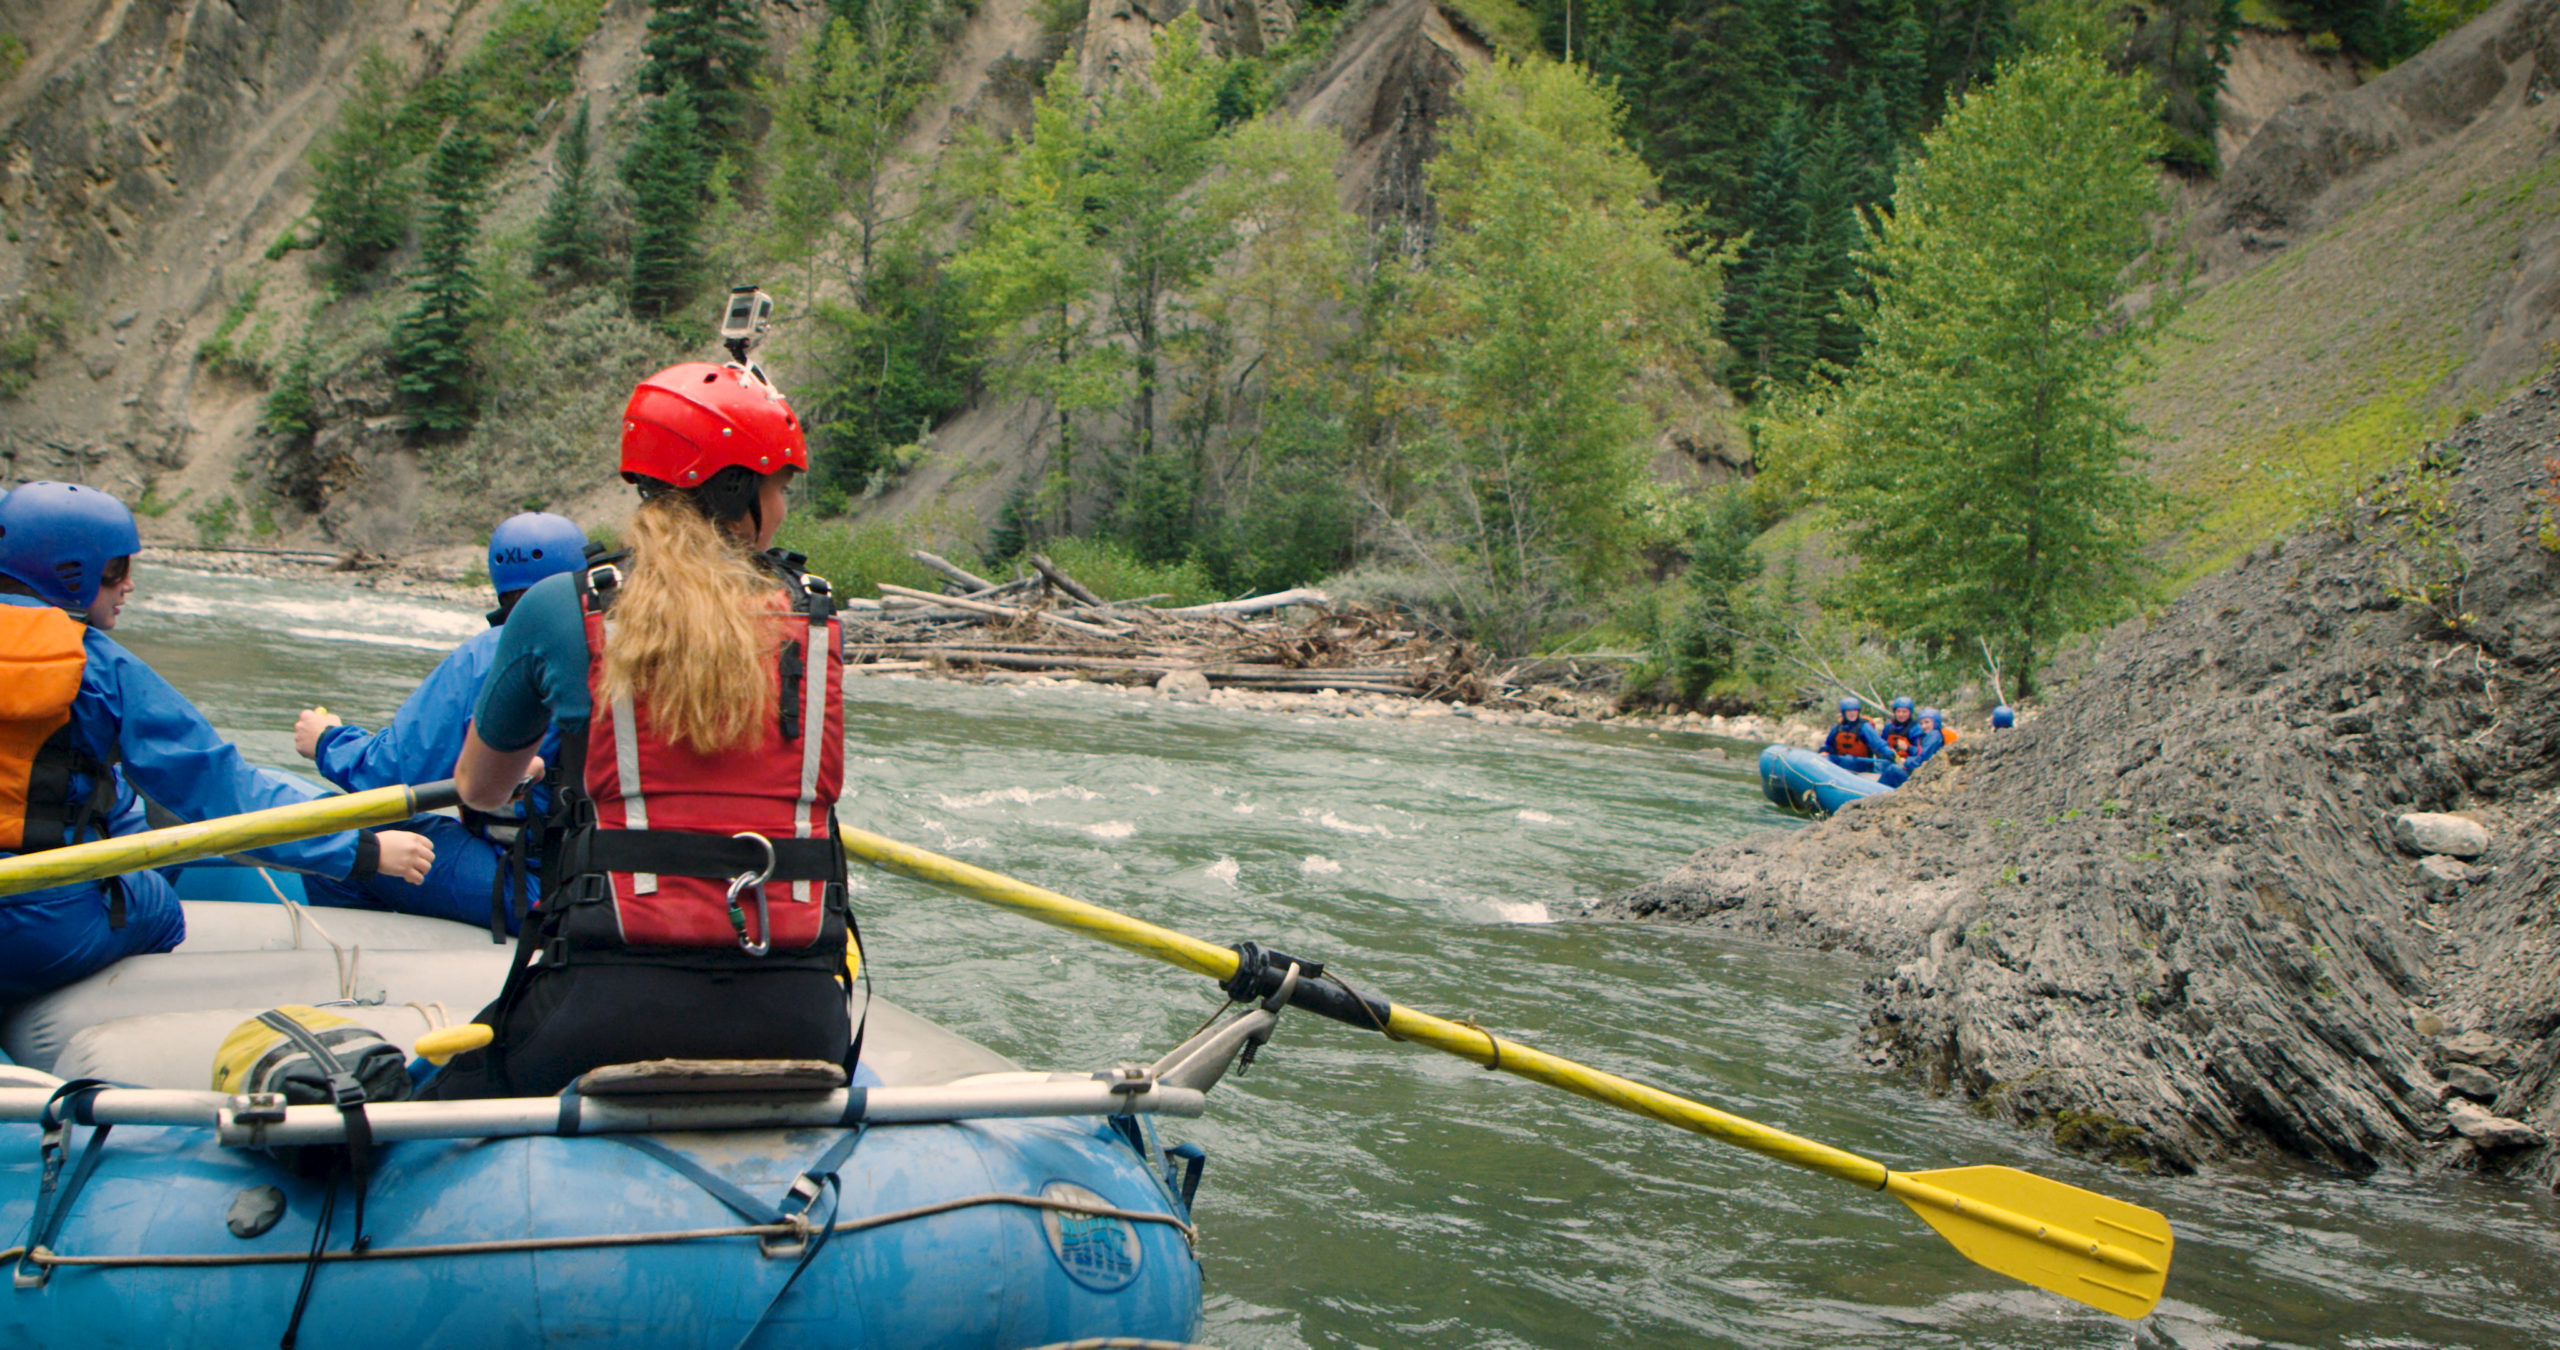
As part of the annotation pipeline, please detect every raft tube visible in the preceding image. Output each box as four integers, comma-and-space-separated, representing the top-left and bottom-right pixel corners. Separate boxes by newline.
0, 903, 1205, 1348
1758, 745, 1891, 817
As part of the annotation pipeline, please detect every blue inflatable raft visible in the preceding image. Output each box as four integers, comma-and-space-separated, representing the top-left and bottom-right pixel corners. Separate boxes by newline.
1758, 745, 1892, 817
0, 901, 1242, 1348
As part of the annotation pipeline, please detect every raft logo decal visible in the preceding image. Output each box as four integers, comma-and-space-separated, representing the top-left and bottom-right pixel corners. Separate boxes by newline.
1040, 1180, 1142, 1292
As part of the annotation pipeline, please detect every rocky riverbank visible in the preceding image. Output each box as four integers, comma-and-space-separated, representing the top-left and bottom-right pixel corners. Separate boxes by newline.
1599, 373, 2560, 1185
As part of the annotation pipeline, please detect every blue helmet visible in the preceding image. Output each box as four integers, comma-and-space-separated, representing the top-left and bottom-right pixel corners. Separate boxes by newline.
1992, 705, 2016, 728
1890, 696, 1914, 713
1919, 707, 1941, 730
486, 512, 589, 597
0, 482, 141, 611
1838, 697, 1862, 715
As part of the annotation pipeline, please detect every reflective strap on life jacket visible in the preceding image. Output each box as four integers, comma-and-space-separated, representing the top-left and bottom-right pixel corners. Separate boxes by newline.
790, 622, 825, 905
601, 628, 658, 899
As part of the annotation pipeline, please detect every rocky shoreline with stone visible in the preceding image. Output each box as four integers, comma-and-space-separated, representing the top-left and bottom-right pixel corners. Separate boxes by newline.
1597, 374, 2560, 1187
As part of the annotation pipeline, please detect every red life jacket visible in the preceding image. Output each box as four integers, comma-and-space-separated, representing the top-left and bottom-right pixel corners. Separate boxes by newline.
0, 606, 116, 855
1882, 722, 1916, 757
1827, 722, 1870, 757
548, 560, 849, 967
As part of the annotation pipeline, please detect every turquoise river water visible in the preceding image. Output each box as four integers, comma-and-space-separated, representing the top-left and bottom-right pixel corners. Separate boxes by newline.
113, 561, 2560, 1349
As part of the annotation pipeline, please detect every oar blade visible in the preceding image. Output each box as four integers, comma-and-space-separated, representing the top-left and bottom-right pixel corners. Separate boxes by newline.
1894, 1165, 2172, 1320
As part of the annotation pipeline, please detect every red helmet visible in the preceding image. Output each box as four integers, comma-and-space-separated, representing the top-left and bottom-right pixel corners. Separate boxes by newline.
619, 363, 808, 487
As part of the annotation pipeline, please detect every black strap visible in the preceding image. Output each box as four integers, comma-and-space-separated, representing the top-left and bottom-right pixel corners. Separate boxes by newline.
556, 829, 844, 885
255, 1012, 378, 1251
279, 1170, 338, 1350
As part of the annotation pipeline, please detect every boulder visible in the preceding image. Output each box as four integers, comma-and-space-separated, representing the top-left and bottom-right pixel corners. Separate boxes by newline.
2416, 853, 2474, 901
1153, 669, 1211, 701
2442, 1062, 2504, 1104
2392, 812, 2490, 858
2445, 1099, 2545, 1151
2437, 1030, 2519, 1074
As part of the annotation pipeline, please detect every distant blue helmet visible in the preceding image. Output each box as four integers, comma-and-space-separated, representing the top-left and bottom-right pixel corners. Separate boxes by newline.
0, 481, 141, 611
486, 512, 589, 597
1919, 707, 1941, 730
1838, 697, 1862, 715
1890, 696, 1914, 713
1992, 705, 2016, 728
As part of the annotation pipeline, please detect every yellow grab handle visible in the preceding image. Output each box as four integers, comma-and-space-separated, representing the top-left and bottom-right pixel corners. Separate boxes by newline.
414, 1024, 494, 1066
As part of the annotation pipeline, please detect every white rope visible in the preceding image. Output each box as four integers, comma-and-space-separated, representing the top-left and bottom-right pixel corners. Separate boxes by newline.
255, 867, 359, 1001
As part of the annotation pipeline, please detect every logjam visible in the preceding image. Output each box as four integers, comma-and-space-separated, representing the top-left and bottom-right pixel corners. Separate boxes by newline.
850, 552, 1502, 703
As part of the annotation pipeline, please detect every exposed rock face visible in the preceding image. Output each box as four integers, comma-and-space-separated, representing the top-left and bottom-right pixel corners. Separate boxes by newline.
2199, 0, 2560, 257
1601, 374, 2560, 1183
1286, 0, 1485, 244
1080, 0, 1301, 86
0, 0, 430, 493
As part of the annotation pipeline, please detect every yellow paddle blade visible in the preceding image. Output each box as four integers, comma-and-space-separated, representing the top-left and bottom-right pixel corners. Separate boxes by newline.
1886, 1165, 2172, 1320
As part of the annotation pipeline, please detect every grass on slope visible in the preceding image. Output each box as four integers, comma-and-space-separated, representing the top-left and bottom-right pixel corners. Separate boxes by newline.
2137, 97, 2560, 586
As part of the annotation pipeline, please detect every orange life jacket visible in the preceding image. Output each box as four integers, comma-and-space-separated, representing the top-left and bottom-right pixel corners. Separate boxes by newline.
1827, 723, 1871, 757
0, 606, 110, 853
1883, 723, 1917, 756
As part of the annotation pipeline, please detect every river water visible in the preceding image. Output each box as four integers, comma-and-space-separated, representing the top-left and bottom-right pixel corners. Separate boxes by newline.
116, 561, 2560, 1350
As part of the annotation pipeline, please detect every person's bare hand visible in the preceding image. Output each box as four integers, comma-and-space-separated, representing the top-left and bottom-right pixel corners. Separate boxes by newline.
375, 830, 435, 884
293, 708, 343, 760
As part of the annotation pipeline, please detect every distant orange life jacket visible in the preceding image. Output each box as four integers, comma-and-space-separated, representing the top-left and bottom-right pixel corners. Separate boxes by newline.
0, 606, 101, 853
1827, 723, 1870, 757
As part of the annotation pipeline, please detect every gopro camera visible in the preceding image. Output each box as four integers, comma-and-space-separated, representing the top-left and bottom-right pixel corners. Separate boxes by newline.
720, 285, 773, 364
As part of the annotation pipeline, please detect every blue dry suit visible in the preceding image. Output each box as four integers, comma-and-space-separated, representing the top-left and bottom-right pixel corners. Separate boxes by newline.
0, 595, 373, 1002
300, 623, 561, 936
1822, 716, 1892, 773
1878, 725, 1946, 789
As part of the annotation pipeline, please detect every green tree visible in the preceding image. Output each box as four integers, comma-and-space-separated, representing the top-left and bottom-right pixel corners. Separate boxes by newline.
948, 61, 1116, 533
1389, 56, 1720, 651
311, 47, 420, 277
1082, 16, 1232, 552
622, 88, 708, 321
761, 10, 935, 294
392, 98, 492, 434
533, 97, 603, 280
640, 0, 767, 142
1817, 49, 2163, 695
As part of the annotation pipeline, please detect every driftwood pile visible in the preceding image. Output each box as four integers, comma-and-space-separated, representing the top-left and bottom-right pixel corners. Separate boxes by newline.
843, 551, 1493, 702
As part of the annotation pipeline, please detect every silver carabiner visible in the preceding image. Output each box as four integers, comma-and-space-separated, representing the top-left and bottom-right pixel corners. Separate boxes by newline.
726, 831, 777, 957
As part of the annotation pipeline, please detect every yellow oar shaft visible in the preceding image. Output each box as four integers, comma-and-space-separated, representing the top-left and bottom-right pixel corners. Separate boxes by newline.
1884, 1173, 2161, 1275
0, 782, 456, 898
842, 825, 1885, 1185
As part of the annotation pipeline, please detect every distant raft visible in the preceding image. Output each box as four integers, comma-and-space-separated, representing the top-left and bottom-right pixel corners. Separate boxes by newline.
1759, 745, 1892, 818
0, 901, 1213, 1349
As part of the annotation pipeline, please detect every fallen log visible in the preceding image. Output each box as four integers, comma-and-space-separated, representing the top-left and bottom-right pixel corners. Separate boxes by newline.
876, 584, 1131, 639
1027, 553, 1105, 607
910, 550, 998, 594
1159, 588, 1332, 619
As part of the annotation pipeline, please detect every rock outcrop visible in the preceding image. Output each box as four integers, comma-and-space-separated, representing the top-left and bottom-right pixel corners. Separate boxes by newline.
1601, 374, 2560, 1183
2197, 0, 2560, 261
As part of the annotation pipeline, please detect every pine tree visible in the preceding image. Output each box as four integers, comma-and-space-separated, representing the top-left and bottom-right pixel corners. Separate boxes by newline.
1876, 0, 1928, 138
1720, 108, 1815, 389
622, 89, 708, 321
1799, 109, 1867, 374
532, 98, 602, 280
392, 95, 492, 434
1819, 50, 2165, 695
640, 0, 766, 142
311, 47, 420, 278
1636, 0, 1788, 231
